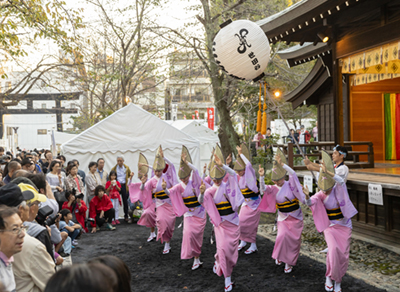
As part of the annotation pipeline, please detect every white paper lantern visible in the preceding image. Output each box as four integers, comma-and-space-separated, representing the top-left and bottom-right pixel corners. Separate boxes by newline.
213, 19, 271, 81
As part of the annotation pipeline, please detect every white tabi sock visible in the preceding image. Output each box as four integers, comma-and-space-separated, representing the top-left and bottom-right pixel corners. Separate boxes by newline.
334, 282, 341, 292
325, 276, 333, 287
150, 232, 156, 237
164, 242, 170, 250
238, 240, 247, 248
193, 258, 200, 265
249, 242, 257, 250
224, 276, 232, 287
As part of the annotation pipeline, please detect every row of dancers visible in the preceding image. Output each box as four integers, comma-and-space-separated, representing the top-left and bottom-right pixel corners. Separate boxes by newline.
129, 144, 357, 292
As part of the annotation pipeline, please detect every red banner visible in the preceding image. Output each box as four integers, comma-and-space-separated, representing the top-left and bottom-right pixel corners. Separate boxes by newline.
195, 110, 199, 119
192, 114, 195, 120
207, 108, 214, 130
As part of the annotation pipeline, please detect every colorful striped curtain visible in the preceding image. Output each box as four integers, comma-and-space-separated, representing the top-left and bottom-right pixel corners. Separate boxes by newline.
384, 93, 400, 160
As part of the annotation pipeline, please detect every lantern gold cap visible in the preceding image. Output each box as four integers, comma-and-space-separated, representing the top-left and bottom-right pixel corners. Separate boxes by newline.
209, 144, 226, 180
178, 145, 192, 179
271, 148, 287, 181
153, 145, 166, 171
234, 143, 250, 171
138, 153, 149, 179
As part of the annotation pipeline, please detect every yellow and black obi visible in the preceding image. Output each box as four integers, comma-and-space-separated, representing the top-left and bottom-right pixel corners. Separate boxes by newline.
183, 195, 201, 209
240, 180, 260, 200
326, 207, 344, 220
152, 190, 169, 200
276, 198, 300, 213
216, 200, 234, 216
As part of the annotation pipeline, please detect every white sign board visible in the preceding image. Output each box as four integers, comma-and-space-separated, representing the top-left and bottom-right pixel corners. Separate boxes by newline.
304, 175, 313, 193
368, 184, 383, 205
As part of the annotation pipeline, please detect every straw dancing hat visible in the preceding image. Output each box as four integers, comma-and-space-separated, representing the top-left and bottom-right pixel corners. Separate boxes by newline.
178, 145, 192, 179
207, 148, 215, 171
271, 148, 287, 181
138, 153, 149, 178
209, 144, 226, 180
317, 150, 336, 191
153, 145, 166, 171
234, 143, 250, 171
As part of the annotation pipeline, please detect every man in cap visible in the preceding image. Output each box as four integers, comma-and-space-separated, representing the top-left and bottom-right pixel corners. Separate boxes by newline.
199, 144, 244, 292
0, 182, 55, 292
234, 144, 263, 255
258, 149, 306, 274
21, 158, 35, 173
303, 152, 357, 292
18, 183, 55, 262
139, 146, 178, 254
163, 147, 207, 270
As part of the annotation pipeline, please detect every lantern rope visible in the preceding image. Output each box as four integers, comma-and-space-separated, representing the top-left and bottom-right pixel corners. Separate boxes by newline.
256, 82, 262, 132
261, 82, 267, 135
262, 82, 317, 182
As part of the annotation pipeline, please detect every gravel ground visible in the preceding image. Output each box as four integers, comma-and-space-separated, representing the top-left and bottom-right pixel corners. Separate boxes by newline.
259, 209, 400, 292
71, 215, 388, 292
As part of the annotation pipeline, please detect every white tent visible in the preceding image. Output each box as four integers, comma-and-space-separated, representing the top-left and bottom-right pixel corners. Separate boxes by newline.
61, 104, 201, 176
165, 120, 219, 167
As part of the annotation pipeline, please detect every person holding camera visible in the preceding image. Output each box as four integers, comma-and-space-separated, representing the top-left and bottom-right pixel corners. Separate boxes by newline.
0, 182, 55, 292
59, 209, 81, 246
105, 171, 121, 225
62, 190, 88, 233
89, 185, 116, 232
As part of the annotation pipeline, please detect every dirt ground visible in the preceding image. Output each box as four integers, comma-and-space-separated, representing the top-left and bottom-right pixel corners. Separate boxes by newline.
73, 219, 385, 292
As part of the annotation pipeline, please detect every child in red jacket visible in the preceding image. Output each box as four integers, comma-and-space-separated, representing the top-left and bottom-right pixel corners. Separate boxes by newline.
105, 170, 122, 225
89, 185, 116, 232
62, 189, 88, 233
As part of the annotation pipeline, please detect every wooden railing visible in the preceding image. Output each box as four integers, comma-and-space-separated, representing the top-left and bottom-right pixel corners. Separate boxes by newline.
273, 141, 374, 170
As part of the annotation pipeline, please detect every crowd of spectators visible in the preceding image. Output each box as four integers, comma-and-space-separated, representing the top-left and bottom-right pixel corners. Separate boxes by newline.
0, 147, 135, 291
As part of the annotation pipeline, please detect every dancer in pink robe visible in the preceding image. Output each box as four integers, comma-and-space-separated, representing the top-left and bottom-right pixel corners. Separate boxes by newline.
165, 148, 207, 270
139, 146, 179, 254
234, 144, 263, 254
303, 156, 357, 292
258, 150, 306, 274
199, 146, 244, 292
129, 172, 157, 242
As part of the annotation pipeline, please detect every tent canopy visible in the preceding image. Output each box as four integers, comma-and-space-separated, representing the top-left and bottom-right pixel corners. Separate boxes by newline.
61, 104, 200, 175
165, 120, 219, 167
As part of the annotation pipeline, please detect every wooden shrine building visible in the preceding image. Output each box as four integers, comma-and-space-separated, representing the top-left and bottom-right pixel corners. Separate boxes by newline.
258, 0, 400, 248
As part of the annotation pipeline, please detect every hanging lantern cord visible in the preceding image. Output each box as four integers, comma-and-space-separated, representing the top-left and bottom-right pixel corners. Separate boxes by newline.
263, 85, 317, 181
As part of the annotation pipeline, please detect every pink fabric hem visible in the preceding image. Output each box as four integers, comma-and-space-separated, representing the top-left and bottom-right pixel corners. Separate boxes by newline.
324, 224, 352, 282
239, 205, 261, 243
137, 203, 156, 228
156, 203, 176, 243
181, 216, 207, 259
214, 220, 240, 277
272, 216, 303, 266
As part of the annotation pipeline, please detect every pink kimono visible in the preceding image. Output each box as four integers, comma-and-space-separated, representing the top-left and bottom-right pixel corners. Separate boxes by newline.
129, 181, 156, 228
202, 165, 244, 277
259, 164, 306, 266
307, 174, 357, 283
169, 163, 207, 259
141, 158, 179, 243
237, 154, 262, 243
